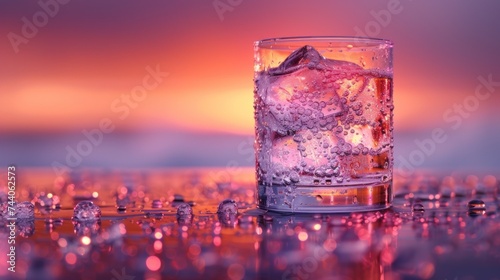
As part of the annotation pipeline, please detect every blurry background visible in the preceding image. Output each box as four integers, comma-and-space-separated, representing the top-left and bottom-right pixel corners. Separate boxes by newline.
1, 0, 499, 174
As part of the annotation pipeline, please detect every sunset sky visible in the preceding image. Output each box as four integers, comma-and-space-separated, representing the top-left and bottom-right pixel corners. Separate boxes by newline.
1, 0, 499, 170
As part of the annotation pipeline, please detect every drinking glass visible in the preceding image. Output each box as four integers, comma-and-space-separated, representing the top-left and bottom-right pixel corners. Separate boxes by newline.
254, 36, 393, 212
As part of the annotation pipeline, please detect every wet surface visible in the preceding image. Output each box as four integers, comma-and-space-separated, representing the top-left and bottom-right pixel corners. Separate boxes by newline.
0, 168, 499, 280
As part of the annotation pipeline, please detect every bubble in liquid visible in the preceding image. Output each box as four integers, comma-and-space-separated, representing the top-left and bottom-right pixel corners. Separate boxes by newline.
73, 201, 101, 222
217, 199, 238, 215
467, 199, 486, 210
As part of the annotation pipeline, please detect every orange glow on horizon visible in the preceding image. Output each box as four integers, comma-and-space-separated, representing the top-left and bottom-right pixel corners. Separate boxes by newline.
1, 79, 475, 135
1, 1, 498, 138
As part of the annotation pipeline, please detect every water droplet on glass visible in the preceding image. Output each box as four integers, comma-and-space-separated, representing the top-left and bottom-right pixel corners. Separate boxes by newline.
283, 177, 292, 185
73, 201, 101, 222
314, 169, 325, 177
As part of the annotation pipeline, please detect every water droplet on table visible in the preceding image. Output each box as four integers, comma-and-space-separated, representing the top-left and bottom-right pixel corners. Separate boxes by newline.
151, 199, 163, 208
412, 203, 425, 212
467, 199, 486, 210
218, 199, 238, 215
177, 203, 193, 216
73, 201, 101, 222
16, 201, 34, 219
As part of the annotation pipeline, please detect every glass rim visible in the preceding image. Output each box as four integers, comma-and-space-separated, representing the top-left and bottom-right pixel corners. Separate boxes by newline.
255, 36, 393, 50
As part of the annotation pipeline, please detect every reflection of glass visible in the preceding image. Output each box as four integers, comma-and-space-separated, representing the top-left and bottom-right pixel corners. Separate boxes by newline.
256, 212, 398, 280
254, 37, 394, 212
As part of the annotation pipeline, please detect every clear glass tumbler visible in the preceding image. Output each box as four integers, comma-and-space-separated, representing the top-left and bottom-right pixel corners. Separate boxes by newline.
254, 36, 393, 212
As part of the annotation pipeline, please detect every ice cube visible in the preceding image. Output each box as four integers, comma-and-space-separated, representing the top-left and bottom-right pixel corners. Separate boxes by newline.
335, 75, 369, 105
344, 121, 390, 151
296, 130, 342, 175
344, 125, 376, 149
270, 135, 301, 172
269, 45, 323, 76
269, 131, 343, 178
342, 76, 392, 127
268, 67, 345, 118
339, 122, 392, 178
257, 47, 351, 135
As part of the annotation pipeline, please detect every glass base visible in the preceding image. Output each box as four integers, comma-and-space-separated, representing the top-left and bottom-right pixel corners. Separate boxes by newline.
257, 181, 392, 213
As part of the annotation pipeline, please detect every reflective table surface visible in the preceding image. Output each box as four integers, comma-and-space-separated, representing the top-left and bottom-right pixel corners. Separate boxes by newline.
1, 168, 499, 280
